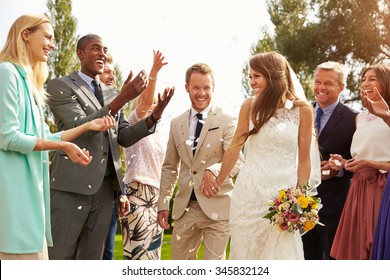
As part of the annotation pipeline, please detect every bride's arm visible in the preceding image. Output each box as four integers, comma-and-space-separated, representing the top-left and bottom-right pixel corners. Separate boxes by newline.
297, 104, 313, 186
201, 98, 250, 198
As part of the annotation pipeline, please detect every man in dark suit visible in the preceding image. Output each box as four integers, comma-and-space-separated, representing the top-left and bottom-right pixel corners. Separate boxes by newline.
302, 61, 358, 260
46, 34, 173, 259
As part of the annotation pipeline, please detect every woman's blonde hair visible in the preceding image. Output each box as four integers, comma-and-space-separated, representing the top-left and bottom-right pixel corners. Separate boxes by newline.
0, 14, 52, 102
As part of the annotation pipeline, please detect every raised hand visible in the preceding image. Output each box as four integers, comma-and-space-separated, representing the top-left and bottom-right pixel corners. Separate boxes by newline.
150, 50, 168, 74
362, 87, 390, 119
121, 70, 148, 101
109, 70, 148, 115
151, 87, 175, 120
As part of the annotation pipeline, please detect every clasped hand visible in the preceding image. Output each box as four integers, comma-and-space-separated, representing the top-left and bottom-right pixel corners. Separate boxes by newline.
200, 170, 220, 198
329, 154, 367, 173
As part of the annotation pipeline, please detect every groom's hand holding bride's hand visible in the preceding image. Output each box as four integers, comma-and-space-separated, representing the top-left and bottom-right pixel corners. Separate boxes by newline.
200, 170, 220, 198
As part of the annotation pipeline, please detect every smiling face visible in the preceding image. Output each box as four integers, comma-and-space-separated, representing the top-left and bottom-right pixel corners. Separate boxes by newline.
314, 68, 344, 108
361, 68, 384, 98
77, 37, 108, 79
23, 22, 55, 65
185, 72, 214, 112
100, 62, 116, 87
249, 67, 268, 95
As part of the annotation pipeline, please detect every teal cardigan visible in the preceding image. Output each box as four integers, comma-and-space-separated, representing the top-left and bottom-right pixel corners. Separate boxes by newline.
0, 62, 62, 254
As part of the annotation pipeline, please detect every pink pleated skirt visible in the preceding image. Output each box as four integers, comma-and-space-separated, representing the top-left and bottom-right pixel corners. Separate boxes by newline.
330, 168, 387, 260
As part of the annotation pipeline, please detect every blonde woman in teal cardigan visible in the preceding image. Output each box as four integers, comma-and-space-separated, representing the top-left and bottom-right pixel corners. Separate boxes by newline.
0, 15, 115, 260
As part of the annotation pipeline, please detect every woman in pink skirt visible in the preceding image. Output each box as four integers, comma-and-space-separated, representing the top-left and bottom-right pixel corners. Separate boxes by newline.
329, 64, 390, 259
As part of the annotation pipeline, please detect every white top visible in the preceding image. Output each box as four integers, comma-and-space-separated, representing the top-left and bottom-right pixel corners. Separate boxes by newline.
351, 111, 390, 161
123, 110, 166, 189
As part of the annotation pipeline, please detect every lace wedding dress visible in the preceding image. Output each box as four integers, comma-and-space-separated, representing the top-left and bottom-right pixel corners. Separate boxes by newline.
229, 106, 305, 260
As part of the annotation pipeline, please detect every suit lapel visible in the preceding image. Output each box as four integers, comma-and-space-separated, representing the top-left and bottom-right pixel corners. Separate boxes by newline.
194, 106, 217, 158
179, 110, 193, 160
70, 71, 102, 109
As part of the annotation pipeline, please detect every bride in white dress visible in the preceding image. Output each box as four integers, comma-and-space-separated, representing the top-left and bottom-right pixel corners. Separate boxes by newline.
201, 51, 319, 259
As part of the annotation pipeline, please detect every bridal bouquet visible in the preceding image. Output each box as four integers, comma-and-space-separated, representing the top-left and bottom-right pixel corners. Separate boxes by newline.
263, 184, 321, 233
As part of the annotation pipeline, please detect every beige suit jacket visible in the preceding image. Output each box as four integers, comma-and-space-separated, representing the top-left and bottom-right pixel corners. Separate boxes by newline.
158, 105, 243, 221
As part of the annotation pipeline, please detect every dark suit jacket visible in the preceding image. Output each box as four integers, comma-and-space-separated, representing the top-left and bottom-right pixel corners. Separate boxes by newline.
47, 71, 153, 195
314, 101, 358, 218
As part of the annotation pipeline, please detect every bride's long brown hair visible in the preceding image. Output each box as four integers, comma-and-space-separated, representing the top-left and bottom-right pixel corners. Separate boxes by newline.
233, 51, 308, 146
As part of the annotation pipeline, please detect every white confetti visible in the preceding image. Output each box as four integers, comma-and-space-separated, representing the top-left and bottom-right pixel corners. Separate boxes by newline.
60, 91, 64, 94
199, 120, 206, 124
88, 185, 92, 188
206, 143, 211, 148
185, 208, 190, 212
219, 138, 224, 142
322, 170, 330, 175
176, 234, 181, 241
285, 99, 294, 109
201, 160, 206, 164
52, 177, 55, 182
185, 139, 193, 146
71, 95, 77, 100
334, 160, 341, 166
64, 156, 68, 160
211, 212, 218, 220
101, 158, 105, 163
77, 206, 82, 210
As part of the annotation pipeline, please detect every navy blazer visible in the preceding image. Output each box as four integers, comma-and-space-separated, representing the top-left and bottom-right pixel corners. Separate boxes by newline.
314, 101, 358, 217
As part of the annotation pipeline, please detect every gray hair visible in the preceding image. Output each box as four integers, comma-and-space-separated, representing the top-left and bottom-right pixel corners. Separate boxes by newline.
314, 61, 345, 85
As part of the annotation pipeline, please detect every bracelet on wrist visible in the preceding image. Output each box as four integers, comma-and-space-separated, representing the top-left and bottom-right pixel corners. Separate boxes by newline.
149, 113, 160, 124
149, 76, 157, 81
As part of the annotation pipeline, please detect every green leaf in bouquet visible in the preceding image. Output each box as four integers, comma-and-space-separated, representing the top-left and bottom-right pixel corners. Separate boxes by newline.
292, 203, 303, 215
263, 210, 277, 220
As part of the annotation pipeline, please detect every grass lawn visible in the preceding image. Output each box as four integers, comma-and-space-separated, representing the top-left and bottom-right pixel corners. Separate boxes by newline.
115, 233, 229, 260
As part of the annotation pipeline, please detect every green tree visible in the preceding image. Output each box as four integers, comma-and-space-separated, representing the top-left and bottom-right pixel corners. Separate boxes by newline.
244, 0, 390, 103
46, 0, 79, 79
45, 0, 79, 132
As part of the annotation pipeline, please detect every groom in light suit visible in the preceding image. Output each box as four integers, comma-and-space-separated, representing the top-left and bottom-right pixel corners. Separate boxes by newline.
157, 63, 243, 259
47, 34, 172, 259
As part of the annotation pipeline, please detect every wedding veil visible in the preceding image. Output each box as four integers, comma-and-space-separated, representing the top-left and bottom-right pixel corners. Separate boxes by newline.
290, 67, 322, 194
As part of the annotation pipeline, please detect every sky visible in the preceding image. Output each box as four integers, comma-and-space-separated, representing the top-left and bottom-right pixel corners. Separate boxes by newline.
0, 0, 272, 118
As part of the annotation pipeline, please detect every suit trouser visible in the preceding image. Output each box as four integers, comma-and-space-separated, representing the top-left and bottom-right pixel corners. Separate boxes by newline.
171, 201, 230, 260
48, 176, 114, 260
